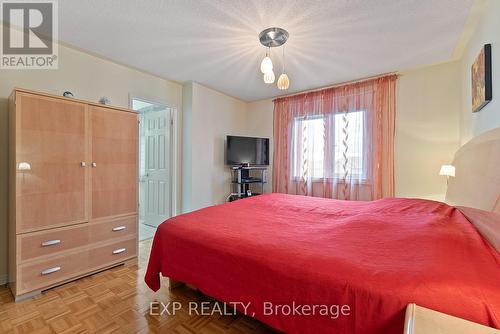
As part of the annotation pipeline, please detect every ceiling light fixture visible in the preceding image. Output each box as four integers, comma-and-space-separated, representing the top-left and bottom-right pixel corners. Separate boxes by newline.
259, 27, 290, 90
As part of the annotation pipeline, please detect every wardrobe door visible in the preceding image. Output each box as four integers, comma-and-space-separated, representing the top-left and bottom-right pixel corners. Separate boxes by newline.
15, 93, 89, 233
90, 106, 138, 219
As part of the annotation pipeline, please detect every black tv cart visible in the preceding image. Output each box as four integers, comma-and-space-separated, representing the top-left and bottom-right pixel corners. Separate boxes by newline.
227, 166, 268, 202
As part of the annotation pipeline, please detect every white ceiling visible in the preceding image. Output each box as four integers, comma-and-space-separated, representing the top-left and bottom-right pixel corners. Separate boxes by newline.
59, 0, 474, 102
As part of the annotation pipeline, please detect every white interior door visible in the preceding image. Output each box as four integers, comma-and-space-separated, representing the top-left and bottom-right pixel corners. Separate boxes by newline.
140, 107, 171, 227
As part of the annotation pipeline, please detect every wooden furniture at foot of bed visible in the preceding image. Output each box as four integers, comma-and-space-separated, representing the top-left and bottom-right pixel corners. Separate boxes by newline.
404, 304, 500, 334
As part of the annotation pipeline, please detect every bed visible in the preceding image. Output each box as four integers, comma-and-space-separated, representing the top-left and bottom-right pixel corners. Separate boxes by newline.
145, 128, 500, 334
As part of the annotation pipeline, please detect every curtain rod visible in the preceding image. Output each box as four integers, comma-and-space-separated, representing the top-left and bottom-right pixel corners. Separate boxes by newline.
272, 72, 399, 101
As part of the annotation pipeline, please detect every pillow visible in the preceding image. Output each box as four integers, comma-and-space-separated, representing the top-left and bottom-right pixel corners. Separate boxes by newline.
457, 206, 500, 253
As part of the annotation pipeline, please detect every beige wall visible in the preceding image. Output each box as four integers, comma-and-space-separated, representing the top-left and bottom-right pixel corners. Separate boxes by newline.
459, 0, 500, 144
246, 99, 274, 193
0, 44, 183, 281
396, 62, 461, 200
245, 62, 462, 201
182, 82, 248, 212
181, 83, 193, 212
181, 94, 274, 211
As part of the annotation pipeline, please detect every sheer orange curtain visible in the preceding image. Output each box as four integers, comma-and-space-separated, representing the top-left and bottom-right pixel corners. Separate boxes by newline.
272, 75, 396, 200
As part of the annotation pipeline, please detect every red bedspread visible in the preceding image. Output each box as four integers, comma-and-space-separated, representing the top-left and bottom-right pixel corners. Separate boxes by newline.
145, 193, 500, 334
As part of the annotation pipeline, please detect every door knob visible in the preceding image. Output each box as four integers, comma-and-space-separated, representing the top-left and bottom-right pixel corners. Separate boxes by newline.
91, 162, 97, 168
80, 162, 86, 167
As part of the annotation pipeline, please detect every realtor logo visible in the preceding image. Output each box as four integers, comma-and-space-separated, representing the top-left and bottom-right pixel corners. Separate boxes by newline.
1, 0, 58, 69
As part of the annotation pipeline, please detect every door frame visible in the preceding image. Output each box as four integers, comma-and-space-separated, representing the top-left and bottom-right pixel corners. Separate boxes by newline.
129, 95, 179, 218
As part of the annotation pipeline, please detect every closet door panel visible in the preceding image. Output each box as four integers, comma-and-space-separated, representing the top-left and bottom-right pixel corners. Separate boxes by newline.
90, 106, 138, 219
16, 93, 89, 233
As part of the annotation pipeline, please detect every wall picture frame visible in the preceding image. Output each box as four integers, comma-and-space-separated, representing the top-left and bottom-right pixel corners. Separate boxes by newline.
471, 43, 492, 113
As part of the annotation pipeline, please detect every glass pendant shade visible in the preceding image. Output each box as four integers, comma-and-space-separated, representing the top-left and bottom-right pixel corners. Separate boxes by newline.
263, 70, 275, 84
277, 73, 290, 90
260, 56, 273, 74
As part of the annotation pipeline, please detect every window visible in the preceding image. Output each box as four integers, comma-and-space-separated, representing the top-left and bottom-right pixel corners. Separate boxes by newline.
333, 111, 365, 179
292, 111, 366, 180
292, 116, 325, 179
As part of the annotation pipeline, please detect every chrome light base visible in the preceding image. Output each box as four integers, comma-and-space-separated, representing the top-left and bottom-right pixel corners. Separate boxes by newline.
259, 27, 289, 47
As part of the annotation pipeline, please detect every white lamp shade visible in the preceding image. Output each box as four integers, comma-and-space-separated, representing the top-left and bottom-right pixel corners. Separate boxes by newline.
260, 56, 273, 74
439, 164, 455, 177
263, 70, 275, 84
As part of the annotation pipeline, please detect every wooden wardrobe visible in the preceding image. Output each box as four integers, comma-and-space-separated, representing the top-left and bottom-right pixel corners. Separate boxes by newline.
8, 89, 138, 300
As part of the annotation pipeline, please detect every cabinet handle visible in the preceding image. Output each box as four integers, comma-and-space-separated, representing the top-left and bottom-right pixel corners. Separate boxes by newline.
112, 248, 126, 255
41, 266, 61, 275
91, 162, 97, 168
112, 226, 126, 232
41, 239, 61, 247
80, 161, 86, 167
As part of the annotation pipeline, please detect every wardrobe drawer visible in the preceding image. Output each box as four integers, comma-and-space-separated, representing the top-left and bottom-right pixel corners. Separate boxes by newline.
89, 215, 137, 244
89, 237, 137, 269
18, 223, 90, 262
18, 249, 89, 295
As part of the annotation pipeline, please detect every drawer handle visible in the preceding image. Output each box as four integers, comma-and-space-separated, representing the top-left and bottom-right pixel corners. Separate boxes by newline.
41, 239, 61, 247
112, 248, 126, 255
41, 266, 61, 275
112, 226, 126, 232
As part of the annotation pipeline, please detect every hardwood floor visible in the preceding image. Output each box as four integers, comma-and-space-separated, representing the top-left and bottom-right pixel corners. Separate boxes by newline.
0, 239, 277, 334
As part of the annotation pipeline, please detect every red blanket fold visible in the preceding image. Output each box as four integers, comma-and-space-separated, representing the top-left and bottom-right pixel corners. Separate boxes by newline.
145, 193, 500, 334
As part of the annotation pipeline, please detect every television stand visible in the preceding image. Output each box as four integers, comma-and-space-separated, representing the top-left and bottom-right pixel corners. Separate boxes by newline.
227, 166, 268, 202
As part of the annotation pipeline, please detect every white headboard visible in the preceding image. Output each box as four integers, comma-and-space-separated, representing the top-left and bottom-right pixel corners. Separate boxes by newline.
446, 127, 500, 213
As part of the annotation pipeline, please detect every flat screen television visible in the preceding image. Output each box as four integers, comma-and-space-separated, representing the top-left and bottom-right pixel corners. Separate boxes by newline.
226, 135, 269, 166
